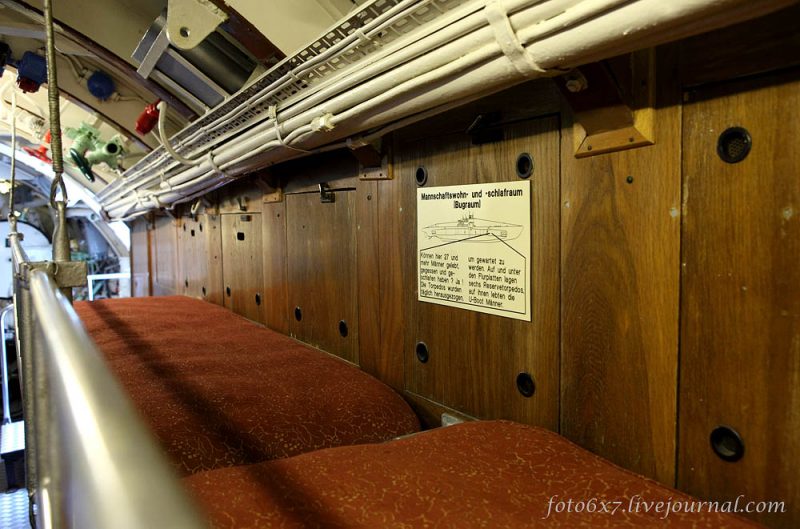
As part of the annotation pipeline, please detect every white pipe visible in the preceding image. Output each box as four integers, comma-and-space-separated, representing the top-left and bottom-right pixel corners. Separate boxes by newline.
102, 1, 603, 214
103, 0, 549, 207
103, 0, 793, 218
98, 0, 459, 195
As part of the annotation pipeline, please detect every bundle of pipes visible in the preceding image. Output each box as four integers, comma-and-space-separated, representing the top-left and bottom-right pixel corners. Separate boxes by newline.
100, 0, 794, 220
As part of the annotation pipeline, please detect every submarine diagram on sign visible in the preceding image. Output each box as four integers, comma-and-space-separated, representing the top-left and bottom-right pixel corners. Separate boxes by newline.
422, 213, 523, 242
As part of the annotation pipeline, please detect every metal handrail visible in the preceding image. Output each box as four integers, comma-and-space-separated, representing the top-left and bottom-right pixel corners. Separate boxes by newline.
1, 303, 15, 424
10, 229, 206, 528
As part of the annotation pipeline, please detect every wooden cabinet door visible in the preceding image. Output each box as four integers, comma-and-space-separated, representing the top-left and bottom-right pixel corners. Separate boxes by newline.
221, 213, 265, 323
286, 191, 358, 364
679, 70, 800, 528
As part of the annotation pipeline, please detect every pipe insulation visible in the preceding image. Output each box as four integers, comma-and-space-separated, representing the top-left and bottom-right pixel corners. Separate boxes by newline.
102, 0, 794, 219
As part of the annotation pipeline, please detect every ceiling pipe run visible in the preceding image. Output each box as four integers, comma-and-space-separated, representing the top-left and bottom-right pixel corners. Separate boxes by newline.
101, 0, 795, 219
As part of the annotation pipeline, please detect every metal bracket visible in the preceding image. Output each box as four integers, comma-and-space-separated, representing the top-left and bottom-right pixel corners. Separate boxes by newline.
20, 261, 88, 288
319, 183, 335, 203
166, 0, 228, 50
136, 26, 170, 78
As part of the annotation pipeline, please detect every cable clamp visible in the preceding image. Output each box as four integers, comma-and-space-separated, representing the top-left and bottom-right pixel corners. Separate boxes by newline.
206, 152, 230, 178
271, 105, 310, 153
148, 193, 165, 209
312, 113, 336, 132
485, 1, 546, 78
158, 172, 173, 191
354, 29, 373, 46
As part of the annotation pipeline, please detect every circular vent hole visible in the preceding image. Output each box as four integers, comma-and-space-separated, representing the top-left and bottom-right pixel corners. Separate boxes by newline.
516, 153, 534, 179
415, 166, 428, 186
516, 372, 535, 397
710, 426, 745, 462
717, 127, 752, 163
415, 342, 429, 363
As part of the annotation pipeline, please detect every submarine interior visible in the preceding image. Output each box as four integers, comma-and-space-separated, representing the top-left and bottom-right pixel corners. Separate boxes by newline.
0, 0, 798, 528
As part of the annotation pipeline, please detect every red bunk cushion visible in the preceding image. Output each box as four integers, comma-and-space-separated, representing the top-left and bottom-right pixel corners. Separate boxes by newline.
184, 421, 762, 528
75, 296, 420, 476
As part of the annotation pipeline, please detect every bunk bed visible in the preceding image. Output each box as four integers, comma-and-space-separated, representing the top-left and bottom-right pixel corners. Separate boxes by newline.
70, 297, 767, 528
184, 420, 762, 528
73, 295, 421, 476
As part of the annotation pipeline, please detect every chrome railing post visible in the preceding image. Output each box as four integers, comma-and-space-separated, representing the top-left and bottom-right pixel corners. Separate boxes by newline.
32, 320, 63, 528
11, 241, 38, 525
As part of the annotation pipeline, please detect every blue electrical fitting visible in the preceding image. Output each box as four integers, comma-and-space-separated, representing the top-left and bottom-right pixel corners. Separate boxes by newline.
17, 51, 47, 93
87, 70, 116, 101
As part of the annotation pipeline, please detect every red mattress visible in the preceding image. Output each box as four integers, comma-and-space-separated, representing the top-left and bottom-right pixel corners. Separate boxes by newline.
74, 296, 420, 476
184, 421, 762, 528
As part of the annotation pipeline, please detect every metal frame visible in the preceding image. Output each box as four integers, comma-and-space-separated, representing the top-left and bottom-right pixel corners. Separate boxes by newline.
8, 228, 205, 529
86, 272, 131, 301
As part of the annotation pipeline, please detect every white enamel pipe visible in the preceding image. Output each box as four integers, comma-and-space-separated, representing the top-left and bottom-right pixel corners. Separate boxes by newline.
104, 0, 794, 218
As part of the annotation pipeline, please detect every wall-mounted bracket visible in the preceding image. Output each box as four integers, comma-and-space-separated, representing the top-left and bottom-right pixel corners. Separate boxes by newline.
255, 174, 284, 203
359, 156, 391, 181
166, 0, 228, 50
559, 50, 655, 158
352, 141, 393, 181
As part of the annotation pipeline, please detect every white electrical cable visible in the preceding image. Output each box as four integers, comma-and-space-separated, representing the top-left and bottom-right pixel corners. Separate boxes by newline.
103, 0, 794, 218
102, 0, 522, 207
100, 0, 446, 194
105, 0, 572, 213
155, 101, 203, 167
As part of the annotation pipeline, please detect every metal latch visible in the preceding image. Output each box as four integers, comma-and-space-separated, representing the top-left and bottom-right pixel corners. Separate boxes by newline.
319, 183, 335, 203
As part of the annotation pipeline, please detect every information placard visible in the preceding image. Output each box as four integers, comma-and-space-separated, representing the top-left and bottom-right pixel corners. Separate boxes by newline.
417, 181, 531, 321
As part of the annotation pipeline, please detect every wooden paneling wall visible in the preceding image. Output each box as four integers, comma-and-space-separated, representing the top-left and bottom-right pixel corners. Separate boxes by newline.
177, 214, 224, 305
396, 116, 561, 430
286, 191, 359, 364
130, 216, 151, 297
559, 53, 682, 485
262, 203, 289, 334
678, 71, 800, 528
131, 29, 799, 525
151, 215, 179, 296
221, 213, 265, 323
